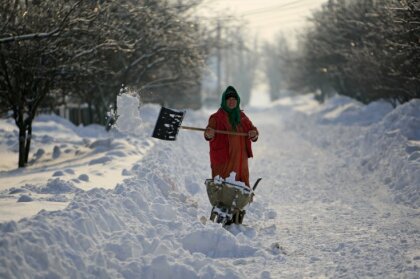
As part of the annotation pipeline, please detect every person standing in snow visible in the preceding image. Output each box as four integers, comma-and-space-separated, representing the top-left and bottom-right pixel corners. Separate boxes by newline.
204, 85, 259, 187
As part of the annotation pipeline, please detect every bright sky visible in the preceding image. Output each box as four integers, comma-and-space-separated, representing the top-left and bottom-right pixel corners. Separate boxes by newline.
195, 0, 328, 106
197, 0, 327, 44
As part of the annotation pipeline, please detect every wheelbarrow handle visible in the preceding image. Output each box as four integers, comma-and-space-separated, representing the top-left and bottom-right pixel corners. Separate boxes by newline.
180, 126, 248, 136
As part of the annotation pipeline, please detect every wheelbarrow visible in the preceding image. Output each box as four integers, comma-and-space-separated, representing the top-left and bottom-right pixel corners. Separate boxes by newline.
205, 178, 262, 225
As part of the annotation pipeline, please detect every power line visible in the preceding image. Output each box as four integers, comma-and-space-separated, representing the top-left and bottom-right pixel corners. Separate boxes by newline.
241, 0, 315, 16
190, 0, 325, 41
192, 1, 324, 23
245, 9, 314, 24
254, 18, 310, 29
193, 0, 316, 20
243, 3, 323, 22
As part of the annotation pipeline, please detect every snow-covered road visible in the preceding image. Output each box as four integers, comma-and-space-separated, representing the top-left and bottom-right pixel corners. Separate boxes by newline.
248, 104, 419, 278
0, 94, 419, 278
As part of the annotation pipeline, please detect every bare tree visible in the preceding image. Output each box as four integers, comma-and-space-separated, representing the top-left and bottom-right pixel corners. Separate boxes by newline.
0, 0, 90, 167
0, 0, 209, 167
262, 34, 293, 101
67, 0, 209, 116
292, 0, 419, 105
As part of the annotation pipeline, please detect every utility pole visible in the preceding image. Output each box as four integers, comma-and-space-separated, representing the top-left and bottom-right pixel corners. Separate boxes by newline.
216, 19, 221, 96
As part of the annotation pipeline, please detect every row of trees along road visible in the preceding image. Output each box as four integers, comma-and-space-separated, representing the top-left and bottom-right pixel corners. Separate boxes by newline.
263, 0, 419, 105
0, 0, 211, 168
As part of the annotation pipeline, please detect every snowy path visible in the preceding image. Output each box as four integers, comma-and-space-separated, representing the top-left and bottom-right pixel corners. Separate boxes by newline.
248, 106, 419, 278
0, 96, 419, 278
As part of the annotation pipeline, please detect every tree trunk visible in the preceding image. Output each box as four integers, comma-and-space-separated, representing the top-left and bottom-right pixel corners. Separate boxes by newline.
87, 101, 93, 124
24, 121, 32, 164
18, 124, 27, 168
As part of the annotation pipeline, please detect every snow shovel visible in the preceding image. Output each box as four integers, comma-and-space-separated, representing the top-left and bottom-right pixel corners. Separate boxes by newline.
152, 107, 248, 141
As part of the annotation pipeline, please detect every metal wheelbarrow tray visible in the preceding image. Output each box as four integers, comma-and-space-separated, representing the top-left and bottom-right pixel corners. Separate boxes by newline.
204, 178, 261, 225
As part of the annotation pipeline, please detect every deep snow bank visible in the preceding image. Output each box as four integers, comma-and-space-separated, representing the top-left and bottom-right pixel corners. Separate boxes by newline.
0, 97, 278, 279
1, 92, 418, 278
278, 95, 420, 208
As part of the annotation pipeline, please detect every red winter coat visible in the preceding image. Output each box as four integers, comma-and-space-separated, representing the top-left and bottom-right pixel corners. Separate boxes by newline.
205, 108, 258, 186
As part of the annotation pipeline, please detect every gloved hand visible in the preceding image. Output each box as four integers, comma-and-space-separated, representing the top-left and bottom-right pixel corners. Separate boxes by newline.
205, 127, 215, 139
248, 130, 258, 141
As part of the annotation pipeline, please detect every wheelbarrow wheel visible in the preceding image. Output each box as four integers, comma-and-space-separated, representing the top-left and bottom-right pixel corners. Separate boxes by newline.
210, 207, 217, 222
232, 209, 246, 224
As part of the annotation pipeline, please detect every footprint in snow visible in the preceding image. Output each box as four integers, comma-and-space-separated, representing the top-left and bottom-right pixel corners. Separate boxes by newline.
199, 216, 207, 225
271, 242, 287, 255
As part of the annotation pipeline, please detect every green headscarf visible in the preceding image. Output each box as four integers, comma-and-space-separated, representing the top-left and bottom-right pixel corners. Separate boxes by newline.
220, 86, 241, 130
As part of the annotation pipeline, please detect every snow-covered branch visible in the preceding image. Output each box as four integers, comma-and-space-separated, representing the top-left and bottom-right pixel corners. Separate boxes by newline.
0, 0, 83, 44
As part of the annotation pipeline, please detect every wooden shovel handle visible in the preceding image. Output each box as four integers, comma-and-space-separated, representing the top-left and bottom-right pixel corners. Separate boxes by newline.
180, 126, 248, 136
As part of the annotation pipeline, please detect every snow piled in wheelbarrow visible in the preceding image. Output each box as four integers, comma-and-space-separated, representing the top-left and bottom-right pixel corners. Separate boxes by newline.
0, 95, 271, 279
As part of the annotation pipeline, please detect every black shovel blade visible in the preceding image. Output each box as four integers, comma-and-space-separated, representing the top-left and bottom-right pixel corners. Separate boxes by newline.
152, 107, 186, 141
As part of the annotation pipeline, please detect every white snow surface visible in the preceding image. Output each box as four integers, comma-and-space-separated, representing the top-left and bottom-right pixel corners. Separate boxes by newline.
0, 94, 419, 278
